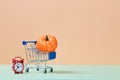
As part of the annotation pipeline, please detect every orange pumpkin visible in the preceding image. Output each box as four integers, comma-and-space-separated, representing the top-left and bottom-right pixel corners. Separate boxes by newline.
36, 35, 58, 52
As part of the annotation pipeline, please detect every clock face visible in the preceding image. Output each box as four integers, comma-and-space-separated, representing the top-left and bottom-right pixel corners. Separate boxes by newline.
14, 62, 24, 72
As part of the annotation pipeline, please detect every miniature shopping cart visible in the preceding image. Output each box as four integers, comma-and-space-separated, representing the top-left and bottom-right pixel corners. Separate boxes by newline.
22, 41, 56, 73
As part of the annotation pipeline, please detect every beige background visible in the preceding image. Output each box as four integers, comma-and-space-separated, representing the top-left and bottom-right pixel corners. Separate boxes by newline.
0, 0, 120, 64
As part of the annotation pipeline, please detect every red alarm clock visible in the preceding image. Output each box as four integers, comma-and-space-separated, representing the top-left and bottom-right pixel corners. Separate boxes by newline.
12, 56, 24, 74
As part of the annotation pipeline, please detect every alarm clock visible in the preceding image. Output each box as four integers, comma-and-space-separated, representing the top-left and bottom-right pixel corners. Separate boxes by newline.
12, 56, 24, 74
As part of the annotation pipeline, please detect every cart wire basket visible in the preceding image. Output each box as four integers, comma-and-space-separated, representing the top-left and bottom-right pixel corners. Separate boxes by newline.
22, 41, 56, 73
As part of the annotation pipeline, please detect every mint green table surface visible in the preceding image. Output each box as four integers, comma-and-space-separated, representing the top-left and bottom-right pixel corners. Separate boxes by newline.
0, 65, 120, 80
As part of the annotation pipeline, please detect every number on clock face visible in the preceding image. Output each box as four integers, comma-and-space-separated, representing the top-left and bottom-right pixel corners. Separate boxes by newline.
14, 62, 23, 72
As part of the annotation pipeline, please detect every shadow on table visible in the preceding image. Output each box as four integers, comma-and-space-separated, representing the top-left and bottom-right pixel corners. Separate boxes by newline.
53, 70, 80, 74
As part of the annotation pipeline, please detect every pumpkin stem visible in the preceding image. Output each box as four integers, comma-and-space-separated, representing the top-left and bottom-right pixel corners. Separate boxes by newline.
46, 35, 49, 41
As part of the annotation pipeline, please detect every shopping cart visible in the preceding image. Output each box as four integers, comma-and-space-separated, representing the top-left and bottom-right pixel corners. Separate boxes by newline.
22, 41, 56, 73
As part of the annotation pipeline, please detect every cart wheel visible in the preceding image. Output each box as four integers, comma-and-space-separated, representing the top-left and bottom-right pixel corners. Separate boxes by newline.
50, 68, 53, 72
44, 69, 47, 73
37, 68, 39, 71
26, 68, 29, 73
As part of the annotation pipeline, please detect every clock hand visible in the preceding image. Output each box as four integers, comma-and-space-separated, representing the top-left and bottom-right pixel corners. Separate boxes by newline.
15, 65, 19, 70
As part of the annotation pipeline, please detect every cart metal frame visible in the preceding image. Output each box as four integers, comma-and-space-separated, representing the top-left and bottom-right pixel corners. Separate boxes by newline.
22, 41, 56, 73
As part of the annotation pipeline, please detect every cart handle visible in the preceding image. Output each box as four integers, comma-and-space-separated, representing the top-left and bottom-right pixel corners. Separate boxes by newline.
22, 41, 36, 45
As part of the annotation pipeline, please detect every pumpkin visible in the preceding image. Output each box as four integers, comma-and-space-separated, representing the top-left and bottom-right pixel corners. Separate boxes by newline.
36, 35, 58, 52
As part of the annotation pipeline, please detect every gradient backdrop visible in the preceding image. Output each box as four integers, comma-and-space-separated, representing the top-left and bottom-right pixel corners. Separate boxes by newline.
0, 0, 120, 64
